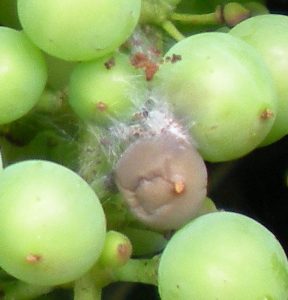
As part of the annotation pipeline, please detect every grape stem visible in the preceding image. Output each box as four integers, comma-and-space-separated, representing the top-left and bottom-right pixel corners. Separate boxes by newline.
72, 255, 160, 300
161, 20, 185, 41
110, 255, 160, 286
74, 272, 102, 300
171, 10, 222, 25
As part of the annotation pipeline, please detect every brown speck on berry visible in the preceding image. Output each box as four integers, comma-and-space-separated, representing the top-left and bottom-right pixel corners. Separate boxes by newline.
130, 52, 159, 81
260, 108, 274, 120
104, 57, 115, 70
171, 54, 182, 63
26, 254, 42, 264
165, 56, 171, 62
96, 101, 108, 112
117, 243, 132, 261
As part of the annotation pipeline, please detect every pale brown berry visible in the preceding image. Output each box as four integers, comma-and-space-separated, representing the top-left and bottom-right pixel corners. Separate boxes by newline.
115, 133, 207, 230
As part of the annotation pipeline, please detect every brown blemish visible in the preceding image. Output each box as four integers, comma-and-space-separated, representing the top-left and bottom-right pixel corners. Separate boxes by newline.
117, 243, 132, 261
260, 109, 274, 120
171, 54, 182, 63
131, 52, 147, 68
26, 254, 42, 264
145, 63, 159, 81
115, 133, 208, 230
96, 101, 108, 112
104, 57, 115, 70
165, 54, 182, 64
130, 52, 159, 81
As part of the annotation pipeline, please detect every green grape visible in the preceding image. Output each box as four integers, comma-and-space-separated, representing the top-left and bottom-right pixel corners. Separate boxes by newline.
0, 160, 106, 286
17, 0, 141, 61
68, 52, 147, 126
230, 14, 288, 145
98, 231, 132, 268
0, 27, 47, 125
158, 212, 288, 300
153, 32, 277, 162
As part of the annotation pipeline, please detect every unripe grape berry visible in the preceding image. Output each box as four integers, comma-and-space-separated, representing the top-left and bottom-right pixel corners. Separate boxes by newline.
115, 133, 207, 230
223, 2, 250, 27
230, 14, 288, 145
98, 231, 132, 268
17, 0, 141, 61
0, 160, 106, 286
0, 27, 47, 125
153, 32, 277, 162
68, 53, 147, 126
159, 212, 288, 300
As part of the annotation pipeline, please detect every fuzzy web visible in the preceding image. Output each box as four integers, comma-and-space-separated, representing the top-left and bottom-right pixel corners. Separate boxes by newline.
95, 93, 193, 166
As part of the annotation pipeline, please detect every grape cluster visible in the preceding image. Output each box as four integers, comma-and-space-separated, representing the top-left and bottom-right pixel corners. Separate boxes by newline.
0, 1, 288, 299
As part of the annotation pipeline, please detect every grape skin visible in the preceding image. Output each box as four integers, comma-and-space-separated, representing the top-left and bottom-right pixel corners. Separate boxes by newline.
0, 27, 47, 125
17, 0, 142, 61
230, 14, 288, 145
68, 52, 147, 126
153, 32, 277, 162
158, 212, 288, 300
115, 133, 207, 230
0, 160, 106, 286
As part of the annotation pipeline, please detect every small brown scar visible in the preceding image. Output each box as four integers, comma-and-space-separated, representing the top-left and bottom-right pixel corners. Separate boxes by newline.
96, 101, 108, 112
171, 54, 182, 63
130, 52, 159, 81
117, 243, 132, 261
118, 244, 129, 256
26, 254, 42, 264
165, 54, 182, 64
104, 57, 115, 70
173, 180, 185, 195
260, 109, 274, 120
